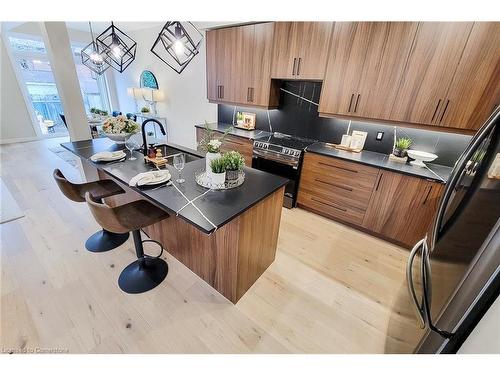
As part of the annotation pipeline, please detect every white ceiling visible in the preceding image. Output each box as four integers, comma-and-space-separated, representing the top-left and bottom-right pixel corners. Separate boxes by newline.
64, 21, 243, 34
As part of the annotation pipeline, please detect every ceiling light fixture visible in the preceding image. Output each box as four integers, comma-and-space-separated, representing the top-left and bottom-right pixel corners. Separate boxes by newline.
96, 22, 137, 73
150, 22, 203, 74
81, 22, 110, 75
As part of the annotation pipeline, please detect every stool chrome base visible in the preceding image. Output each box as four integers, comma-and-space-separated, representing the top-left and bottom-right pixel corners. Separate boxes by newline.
118, 257, 168, 294
85, 229, 129, 253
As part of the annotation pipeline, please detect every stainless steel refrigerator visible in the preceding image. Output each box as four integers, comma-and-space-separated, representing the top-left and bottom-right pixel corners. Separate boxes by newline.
404, 107, 500, 353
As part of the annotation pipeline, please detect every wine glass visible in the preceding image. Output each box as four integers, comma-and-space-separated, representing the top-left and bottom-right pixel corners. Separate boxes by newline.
173, 153, 185, 183
125, 133, 140, 160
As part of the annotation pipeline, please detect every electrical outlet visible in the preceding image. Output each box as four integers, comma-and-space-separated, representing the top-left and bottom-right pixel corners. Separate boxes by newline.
376, 132, 384, 141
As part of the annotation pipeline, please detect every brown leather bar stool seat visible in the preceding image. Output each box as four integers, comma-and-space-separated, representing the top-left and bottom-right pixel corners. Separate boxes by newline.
85, 192, 170, 294
53, 169, 130, 252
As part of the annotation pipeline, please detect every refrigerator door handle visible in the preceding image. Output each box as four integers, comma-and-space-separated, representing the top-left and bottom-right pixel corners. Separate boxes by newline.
406, 238, 427, 328
421, 240, 454, 339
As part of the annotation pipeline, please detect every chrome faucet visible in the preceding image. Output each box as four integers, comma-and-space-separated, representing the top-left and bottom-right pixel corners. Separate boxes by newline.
141, 118, 166, 156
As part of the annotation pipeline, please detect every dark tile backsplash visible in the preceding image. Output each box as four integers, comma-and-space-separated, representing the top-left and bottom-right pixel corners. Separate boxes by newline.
218, 81, 473, 167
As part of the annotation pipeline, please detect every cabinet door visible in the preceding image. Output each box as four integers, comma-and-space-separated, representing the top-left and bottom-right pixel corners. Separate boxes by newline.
363, 171, 444, 247
206, 30, 218, 101
390, 22, 473, 126
271, 22, 301, 79
440, 22, 500, 130
294, 22, 334, 80
355, 22, 418, 120
234, 24, 255, 104
318, 22, 366, 116
249, 22, 275, 106
215, 27, 238, 102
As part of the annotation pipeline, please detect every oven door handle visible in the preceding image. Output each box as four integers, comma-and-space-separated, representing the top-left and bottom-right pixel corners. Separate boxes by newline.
252, 149, 299, 168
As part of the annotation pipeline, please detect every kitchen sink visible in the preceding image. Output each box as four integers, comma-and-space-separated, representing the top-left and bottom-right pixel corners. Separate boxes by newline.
141, 144, 201, 165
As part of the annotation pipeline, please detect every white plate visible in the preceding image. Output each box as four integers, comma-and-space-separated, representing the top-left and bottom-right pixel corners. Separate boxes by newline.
91, 151, 126, 162
137, 171, 171, 186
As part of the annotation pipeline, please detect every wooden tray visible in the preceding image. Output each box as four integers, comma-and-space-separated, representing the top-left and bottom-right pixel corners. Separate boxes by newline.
233, 125, 256, 131
144, 156, 168, 167
324, 143, 362, 153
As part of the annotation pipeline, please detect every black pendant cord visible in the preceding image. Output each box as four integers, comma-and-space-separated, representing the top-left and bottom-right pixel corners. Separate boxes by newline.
89, 21, 95, 43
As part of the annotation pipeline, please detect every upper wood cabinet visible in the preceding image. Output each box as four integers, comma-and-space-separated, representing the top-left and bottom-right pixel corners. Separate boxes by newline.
319, 22, 418, 120
206, 23, 278, 108
271, 22, 333, 80
362, 170, 444, 247
440, 23, 500, 130
390, 22, 473, 126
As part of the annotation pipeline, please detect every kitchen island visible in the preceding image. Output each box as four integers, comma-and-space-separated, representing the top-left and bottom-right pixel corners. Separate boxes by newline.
62, 138, 288, 303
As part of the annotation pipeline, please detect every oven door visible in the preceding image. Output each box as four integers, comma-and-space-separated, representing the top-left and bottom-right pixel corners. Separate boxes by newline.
252, 150, 299, 208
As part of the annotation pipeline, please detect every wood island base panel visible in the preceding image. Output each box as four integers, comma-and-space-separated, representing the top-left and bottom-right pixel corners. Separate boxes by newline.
100, 169, 284, 303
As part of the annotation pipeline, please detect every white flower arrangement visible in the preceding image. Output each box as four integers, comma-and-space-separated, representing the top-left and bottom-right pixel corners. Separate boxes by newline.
208, 139, 222, 152
102, 115, 140, 135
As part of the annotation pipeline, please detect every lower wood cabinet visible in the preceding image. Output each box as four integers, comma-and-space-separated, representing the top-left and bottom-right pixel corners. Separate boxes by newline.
298, 152, 444, 247
363, 170, 444, 247
196, 128, 254, 166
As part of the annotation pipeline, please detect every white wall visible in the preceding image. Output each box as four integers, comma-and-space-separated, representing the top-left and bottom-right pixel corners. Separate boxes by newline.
112, 25, 217, 149
0, 36, 38, 143
458, 294, 500, 354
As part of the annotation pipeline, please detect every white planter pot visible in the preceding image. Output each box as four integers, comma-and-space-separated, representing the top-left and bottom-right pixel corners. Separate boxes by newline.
205, 152, 221, 177
210, 171, 226, 186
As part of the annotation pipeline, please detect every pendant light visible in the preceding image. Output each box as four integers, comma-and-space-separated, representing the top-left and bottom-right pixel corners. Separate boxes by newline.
96, 22, 137, 73
81, 22, 109, 75
150, 22, 203, 74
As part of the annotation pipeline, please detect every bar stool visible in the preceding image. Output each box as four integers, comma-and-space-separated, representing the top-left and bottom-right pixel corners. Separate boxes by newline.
53, 169, 130, 252
85, 192, 170, 294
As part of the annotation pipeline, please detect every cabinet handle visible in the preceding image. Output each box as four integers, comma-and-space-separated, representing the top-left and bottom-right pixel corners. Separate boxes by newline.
217, 85, 220, 99
315, 178, 353, 192
221, 85, 224, 99
297, 58, 302, 75
311, 196, 347, 212
250, 87, 254, 102
348, 94, 355, 112
247, 87, 251, 102
431, 99, 442, 122
423, 186, 432, 205
354, 94, 361, 113
439, 100, 450, 123
292, 58, 297, 75
375, 173, 383, 191
318, 161, 358, 174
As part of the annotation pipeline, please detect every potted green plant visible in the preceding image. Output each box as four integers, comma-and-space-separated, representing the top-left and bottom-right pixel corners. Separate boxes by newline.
223, 151, 245, 181
141, 106, 150, 113
198, 121, 232, 176
393, 137, 412, 157
210, 157, 226, 186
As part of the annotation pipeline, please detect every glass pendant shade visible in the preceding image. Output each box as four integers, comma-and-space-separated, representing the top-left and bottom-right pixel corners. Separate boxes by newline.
81, 22, 109, 75
151, 22, 203, 74
96, 22, 137, 73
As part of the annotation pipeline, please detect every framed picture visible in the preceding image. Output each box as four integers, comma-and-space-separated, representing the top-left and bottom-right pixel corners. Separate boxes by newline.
239, 112, 256, 130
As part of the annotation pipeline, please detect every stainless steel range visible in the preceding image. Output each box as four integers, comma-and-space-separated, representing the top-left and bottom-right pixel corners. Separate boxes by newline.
252, 132, 317, 208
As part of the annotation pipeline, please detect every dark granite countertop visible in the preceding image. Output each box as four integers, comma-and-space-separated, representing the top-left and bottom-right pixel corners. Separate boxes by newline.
62, 138, 288, 234
195, 122, 271, 140
306, 142, 453, 183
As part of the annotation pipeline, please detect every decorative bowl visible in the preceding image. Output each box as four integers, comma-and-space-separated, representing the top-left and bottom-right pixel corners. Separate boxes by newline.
407, 150, 438, 167
104, 133, 133, 144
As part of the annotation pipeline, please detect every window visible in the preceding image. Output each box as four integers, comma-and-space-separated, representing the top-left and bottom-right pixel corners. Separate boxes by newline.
70, 43, 111, 114
8, 33, 68, 136
6, 27, 113, 137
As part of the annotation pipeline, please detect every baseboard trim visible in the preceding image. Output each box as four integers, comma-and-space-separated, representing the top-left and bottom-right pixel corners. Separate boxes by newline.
0, 136, 39, 145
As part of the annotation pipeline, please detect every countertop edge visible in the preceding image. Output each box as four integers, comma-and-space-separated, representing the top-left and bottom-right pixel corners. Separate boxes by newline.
305, 145, 450, 184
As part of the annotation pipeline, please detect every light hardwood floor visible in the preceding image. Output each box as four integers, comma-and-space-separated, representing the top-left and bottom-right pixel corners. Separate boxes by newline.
0, 138, 422, 353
